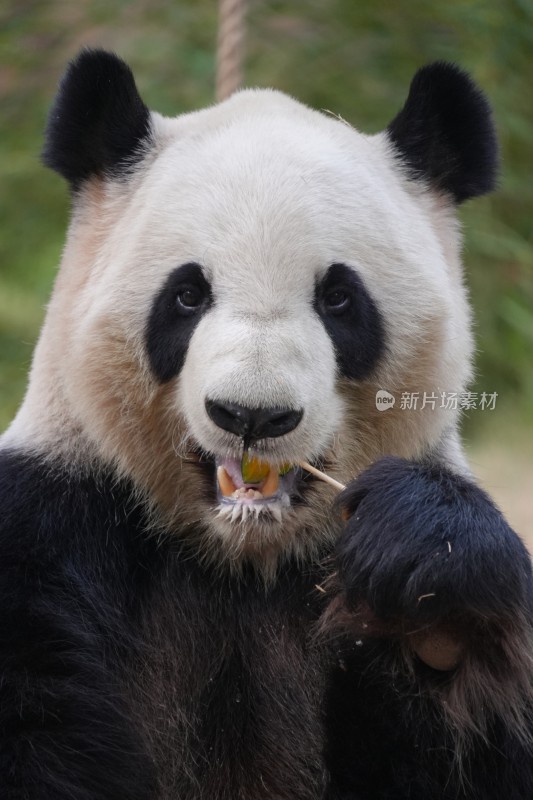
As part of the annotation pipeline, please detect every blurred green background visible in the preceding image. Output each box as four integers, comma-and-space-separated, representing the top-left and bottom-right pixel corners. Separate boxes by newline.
0, 1, 531, 535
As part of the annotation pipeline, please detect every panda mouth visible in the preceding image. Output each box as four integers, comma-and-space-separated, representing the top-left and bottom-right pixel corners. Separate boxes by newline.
214, 454, 300, 524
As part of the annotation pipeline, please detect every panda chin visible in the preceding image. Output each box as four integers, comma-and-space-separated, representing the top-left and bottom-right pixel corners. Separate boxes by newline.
214, 457, 300, 525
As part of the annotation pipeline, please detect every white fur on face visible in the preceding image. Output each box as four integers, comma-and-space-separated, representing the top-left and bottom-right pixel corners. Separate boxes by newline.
3, 89, 473, 571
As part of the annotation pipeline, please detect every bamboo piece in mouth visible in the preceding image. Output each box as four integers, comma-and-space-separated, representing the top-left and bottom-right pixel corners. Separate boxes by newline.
298, 461, 346, 492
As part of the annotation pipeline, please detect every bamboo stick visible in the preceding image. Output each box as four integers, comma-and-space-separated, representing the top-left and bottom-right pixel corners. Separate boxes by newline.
298, 461, 346, 492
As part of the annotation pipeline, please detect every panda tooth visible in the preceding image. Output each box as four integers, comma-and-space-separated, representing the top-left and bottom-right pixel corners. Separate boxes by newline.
217, 466, 236, 497
261, 467, 280, 498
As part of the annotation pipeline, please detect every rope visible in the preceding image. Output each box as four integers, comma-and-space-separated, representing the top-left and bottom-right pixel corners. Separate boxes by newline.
216, 0, 247, 102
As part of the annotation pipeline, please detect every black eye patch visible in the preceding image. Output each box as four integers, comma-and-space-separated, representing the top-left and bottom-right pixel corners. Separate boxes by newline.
314, 263, 385, 380
146, 262, 212, 383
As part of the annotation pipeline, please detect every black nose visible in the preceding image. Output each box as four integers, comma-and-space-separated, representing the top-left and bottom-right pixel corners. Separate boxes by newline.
205, 400, 303, 440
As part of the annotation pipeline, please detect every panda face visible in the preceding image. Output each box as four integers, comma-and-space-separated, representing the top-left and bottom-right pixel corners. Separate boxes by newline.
48, 99, 457, 561
8, 53, 498, 572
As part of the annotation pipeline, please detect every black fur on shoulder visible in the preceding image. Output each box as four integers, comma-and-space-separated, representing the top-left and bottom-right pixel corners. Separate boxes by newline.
42, 49, 152, 190
387, 62, 499, 203
325, 456, 533, 753
0, 450, 157, 799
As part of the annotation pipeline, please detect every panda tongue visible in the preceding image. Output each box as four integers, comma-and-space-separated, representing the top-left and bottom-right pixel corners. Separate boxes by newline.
217, 458, 280, 498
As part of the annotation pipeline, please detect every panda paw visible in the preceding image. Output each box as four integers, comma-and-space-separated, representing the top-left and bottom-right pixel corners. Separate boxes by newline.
335, 456, 532, 628
326, 456, 533, 742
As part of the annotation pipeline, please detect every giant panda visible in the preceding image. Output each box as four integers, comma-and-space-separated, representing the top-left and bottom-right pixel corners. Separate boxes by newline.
1, 49, 532, 800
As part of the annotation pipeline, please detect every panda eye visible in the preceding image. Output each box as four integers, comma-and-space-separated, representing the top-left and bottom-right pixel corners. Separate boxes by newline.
176, 285, 207, 314
323, 288, 351, 314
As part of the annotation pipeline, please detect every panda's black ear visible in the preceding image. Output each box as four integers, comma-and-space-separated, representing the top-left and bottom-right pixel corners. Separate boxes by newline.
42, 49, 152, 190
387, 62, 498, 203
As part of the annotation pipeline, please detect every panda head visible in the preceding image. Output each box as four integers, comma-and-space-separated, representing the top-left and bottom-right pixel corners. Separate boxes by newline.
10, 50, 497, 572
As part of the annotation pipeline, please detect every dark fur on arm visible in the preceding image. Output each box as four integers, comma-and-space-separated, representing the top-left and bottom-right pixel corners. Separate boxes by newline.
322, 456, 533, 794
0, 452, 155, 800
